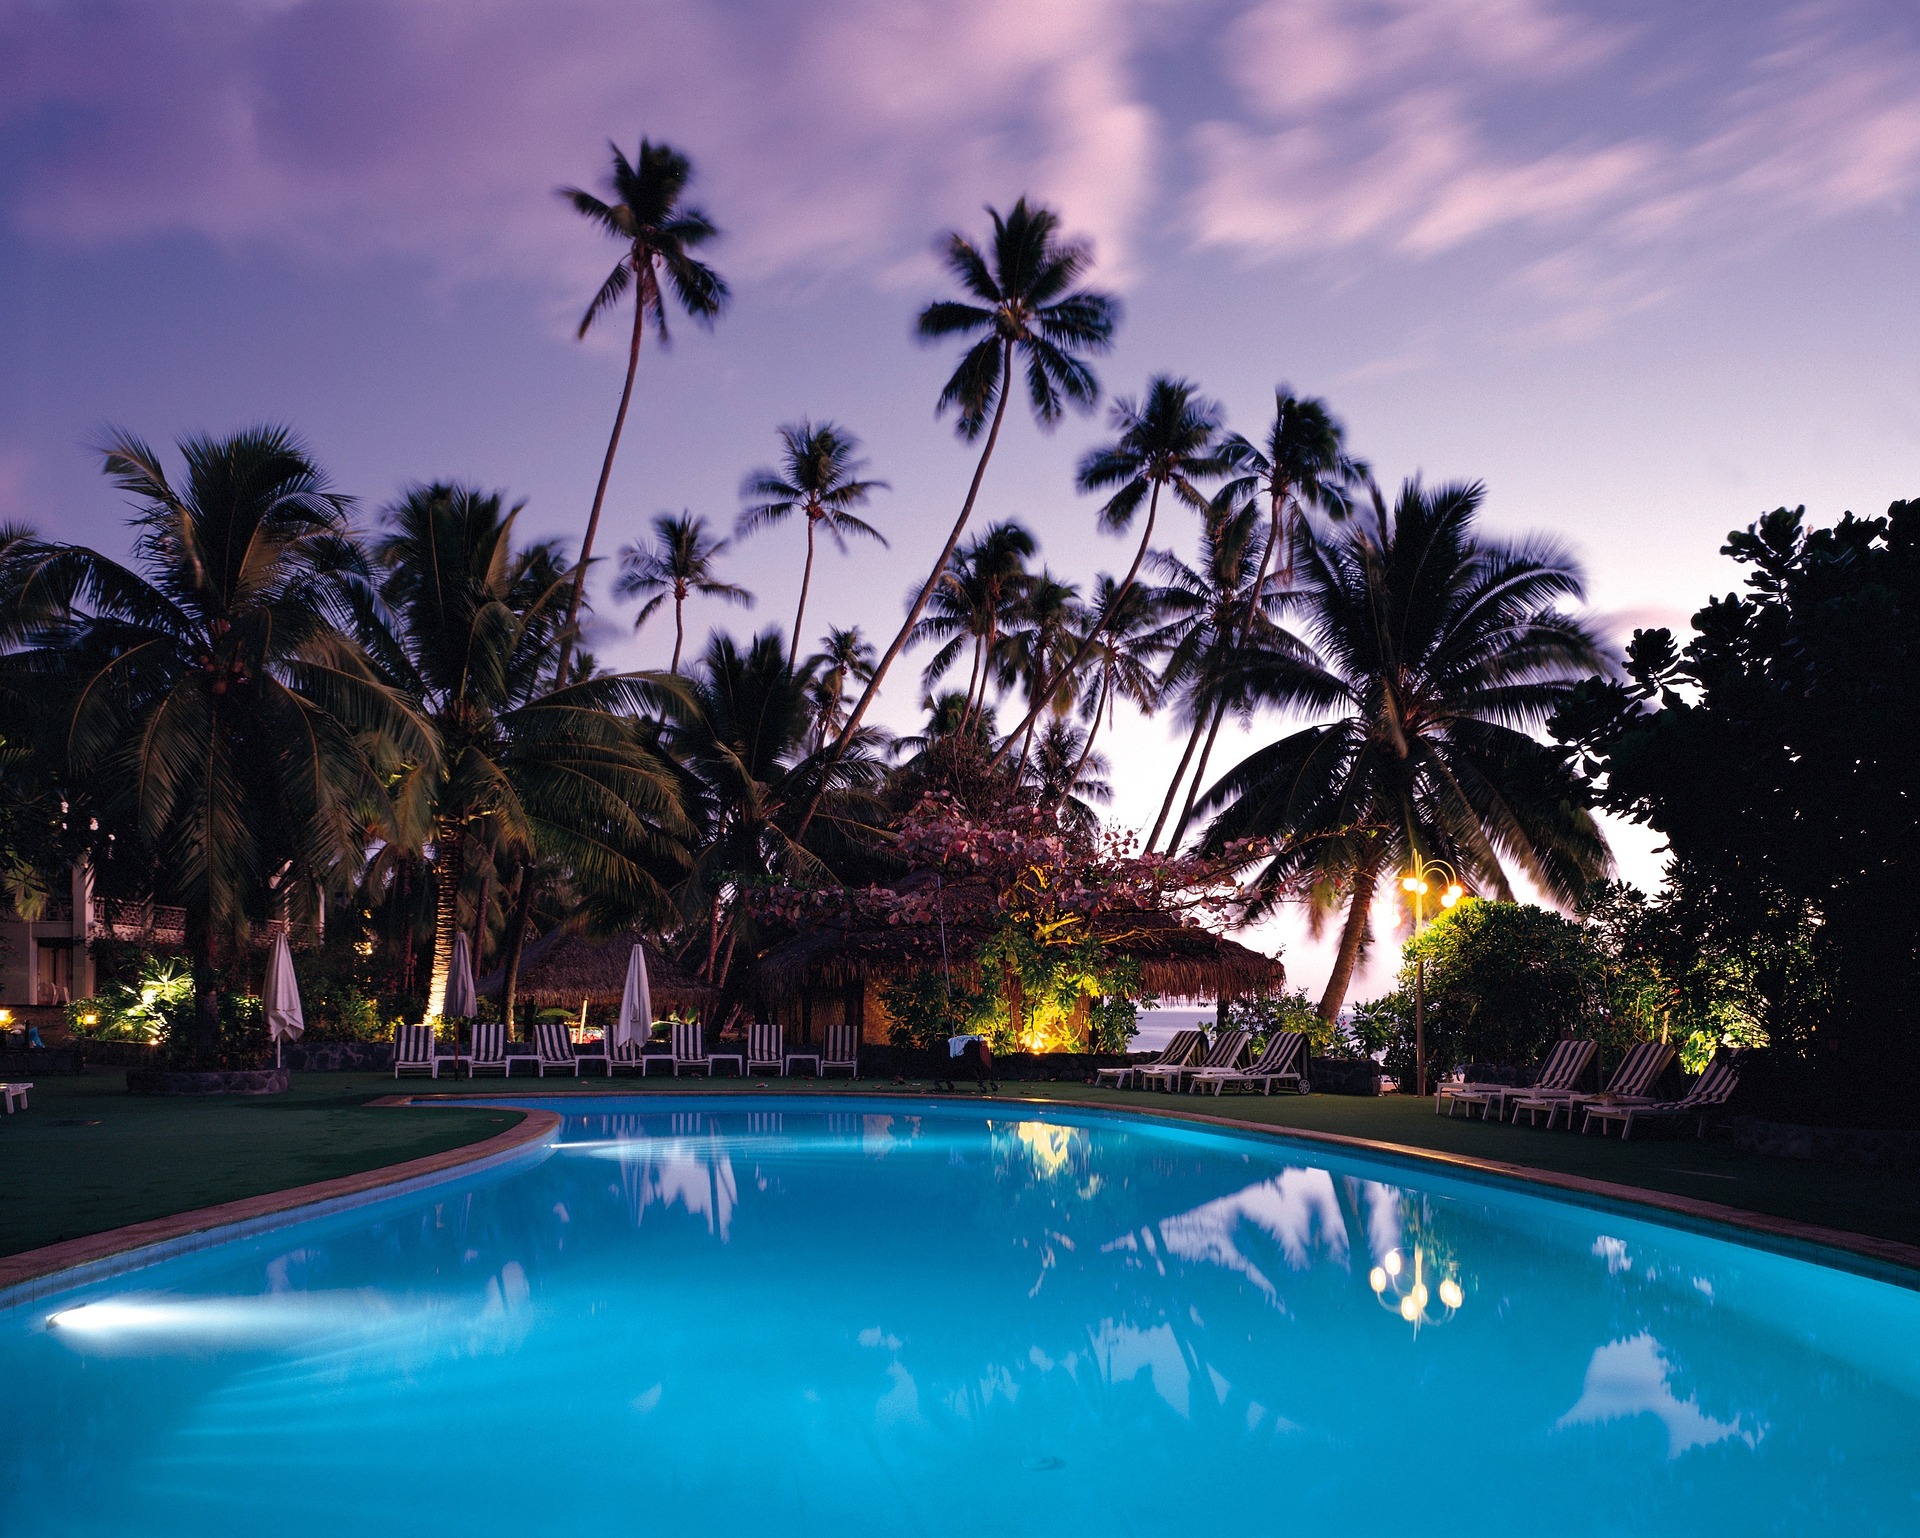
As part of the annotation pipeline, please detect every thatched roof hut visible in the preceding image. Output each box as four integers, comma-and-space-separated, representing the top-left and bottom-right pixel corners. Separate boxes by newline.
492, 926, 716, 1013
755, 909, 1282, 1006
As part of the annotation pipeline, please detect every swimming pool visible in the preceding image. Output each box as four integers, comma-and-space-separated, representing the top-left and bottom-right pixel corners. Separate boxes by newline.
5, 1097, 1917, 1536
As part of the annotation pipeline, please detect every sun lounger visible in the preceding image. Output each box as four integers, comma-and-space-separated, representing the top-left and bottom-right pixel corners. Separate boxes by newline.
391, 1024, 446, 1079
669, 1020, 714, 1076
822, 1021, 859, 1079
1437, 1038, 1594, 1120
511, 1020, 602, 1077
607, 1037, 664, 1075
1582, 1055, 1740, 1139
1509, 1039, 1674, 1128
2, 1082, 31, 1113
463, 1021, 510, 1077
1143, 1028, 1250, 1092
1096, 1029, 1201, 1091
747, 1022, 785, 1076
1191, 1031, 1309, 1096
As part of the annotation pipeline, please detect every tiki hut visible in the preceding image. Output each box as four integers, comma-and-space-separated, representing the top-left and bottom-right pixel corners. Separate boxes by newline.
492, 926, 716, 1020
754, 909, 1283, 1048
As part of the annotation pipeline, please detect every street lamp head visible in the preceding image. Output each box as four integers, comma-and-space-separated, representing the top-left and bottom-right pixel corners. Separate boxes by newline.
1441, 884, 1464, 908
1401, 876, 1427, 895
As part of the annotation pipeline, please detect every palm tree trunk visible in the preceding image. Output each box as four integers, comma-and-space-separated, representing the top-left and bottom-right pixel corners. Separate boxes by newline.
1063, 675, 1110, 796
990, 479, 1162, 772
789, 519, 818, 665
1170, 696, 1231, 851
799, 340, 1014, 837
556, 273, 646, 684
962, 635, 984, 723
670, 594, 685, 673
499, 869, 537, 1041
426, 825, 466, 1024
1147, 705, 1211, 852
1318, 864, 1380, 1022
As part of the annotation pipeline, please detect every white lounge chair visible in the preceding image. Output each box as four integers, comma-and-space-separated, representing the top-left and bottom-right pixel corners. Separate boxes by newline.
1583, 1055, 1740, 1139
1192, 1031, 1309, 1096
608, 1036, 663, 1075
1437, 1038, 1595, 1120
1143, 1028, 1249, 1092
464, 1021, 510, 1077
512, 1020, 601, 1077
1509, 1039, 1674, 1128
822, 1021, 859, 1079
2, 1082, 31, 1113
670, 1020, 714, 1076
392, 1024, 445, 1079
747, 1022, 785, 1077
1095, 1029, 1201, 1091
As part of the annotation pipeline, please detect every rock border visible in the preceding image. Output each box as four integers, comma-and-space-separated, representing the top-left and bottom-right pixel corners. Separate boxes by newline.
126, 1067, 290, 1096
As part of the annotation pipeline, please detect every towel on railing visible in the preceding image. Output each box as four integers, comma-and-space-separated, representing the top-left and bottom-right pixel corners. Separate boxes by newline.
948, 1034, 984, 1058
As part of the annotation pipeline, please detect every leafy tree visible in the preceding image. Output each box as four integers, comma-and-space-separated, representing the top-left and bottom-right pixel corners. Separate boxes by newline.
1200, 479, 1609, 1021
736, 421, 888, 663
1, 428, 431, 1059
997, 375, 1229, 772
909, 520, 1037, 730
615, 511, 752, 672
803, 626, 876, 750
1022, 718, 1111, 838
1060, 574, 1165, 805
995, 568, 1082, 774
1554, 500, 1920, 1119
558, 139, 728, 678
820, 199, 1118, 780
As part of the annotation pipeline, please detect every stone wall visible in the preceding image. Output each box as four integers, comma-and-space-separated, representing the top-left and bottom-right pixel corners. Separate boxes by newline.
1730, 1115, 1920, 1171
127, 1067, 291, 1096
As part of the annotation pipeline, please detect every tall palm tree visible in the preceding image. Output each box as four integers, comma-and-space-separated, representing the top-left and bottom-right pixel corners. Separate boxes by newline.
1061, 574, 1165, 801
1144, 502, 1290, 850
992, 375, 1228, 770
817, 199, 1118, 781
1164, 390, 1368, 845
1024, 718, 1112, 838
1197, 479, 1611, 1021
368, 484, 690, 1024
736, 421, 888, 663
908, 519, 1037, 729
0, 428, 431, 1055
557, 139, 728, 679
805, 625, 876, 750
615, 511, 752, 672
994, 569, 1081, 775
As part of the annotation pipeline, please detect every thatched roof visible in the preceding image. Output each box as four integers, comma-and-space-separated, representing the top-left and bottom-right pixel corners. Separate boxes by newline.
755, 909, 1282, 1003
492, 926, 716, 1011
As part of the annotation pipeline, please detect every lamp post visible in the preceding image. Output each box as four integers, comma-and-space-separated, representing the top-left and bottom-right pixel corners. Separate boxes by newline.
1399, 855, 1464, 1098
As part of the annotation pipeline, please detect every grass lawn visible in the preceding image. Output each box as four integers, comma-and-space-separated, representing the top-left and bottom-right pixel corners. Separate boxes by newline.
5, 1069, 1917, 1261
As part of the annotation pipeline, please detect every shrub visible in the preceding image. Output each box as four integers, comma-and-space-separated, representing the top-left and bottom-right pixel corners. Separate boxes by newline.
65, 955, 194, 1042
1227, 987, 1332, 1054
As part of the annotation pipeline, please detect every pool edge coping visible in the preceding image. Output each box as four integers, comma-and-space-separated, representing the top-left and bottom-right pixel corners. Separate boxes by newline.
0, 1104, 562, 1306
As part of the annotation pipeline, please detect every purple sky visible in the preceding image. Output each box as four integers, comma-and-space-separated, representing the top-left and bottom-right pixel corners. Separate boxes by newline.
5, 0, 1919, 997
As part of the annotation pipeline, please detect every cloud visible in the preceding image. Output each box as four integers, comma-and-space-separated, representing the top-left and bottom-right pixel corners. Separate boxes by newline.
0, 0, 1156, 301
1188, 1, 1920, 329
1557, 1332, 1763, 1459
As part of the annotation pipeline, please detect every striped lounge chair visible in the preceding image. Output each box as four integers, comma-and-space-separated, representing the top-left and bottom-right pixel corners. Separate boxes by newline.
1143, 1029, 1249, 1093
747, 1022, 785, 1077
1508, 1039, 1674, 1128
1191, 1031, 1310, 1096
392, 1024, 444, 1079
608, 1036, 661, 1076
462, 1021, 510, 1077
1583, 1055, 1740, 1139
1437, 1038, 1595, 1121
671, 1020, 714, 1076
822, 1021, 859, 1079
512, 1020, 594, 1077
1095, 1029, 1201, 1091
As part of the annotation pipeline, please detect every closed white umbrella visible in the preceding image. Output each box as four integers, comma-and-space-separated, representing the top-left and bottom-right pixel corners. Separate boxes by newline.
609, 943, 652, 1055
264, 929, 304, 1069
443, 932, 478, 1020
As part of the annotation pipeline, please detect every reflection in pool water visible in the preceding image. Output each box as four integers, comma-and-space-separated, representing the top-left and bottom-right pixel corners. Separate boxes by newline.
4, 1098, 1917, 1538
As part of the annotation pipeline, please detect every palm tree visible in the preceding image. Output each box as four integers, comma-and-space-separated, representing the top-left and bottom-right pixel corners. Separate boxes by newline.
1163, 390, 1368, 844
1024, 718, 1112, 838
557, 139, 728, 679
1144, 502, 1290, 851
818, 199, 1118, 778
369, 484, 690, 1025
994, 569, 1081, 775
805, 625, 876, 749
735, 421, 888, 663
992, 375, 1228, 770
1062, 574, 1165, 799
615, 512, 752, 672
1197, 479, 1611, 1021
908, 519, 1037, 729
0, 428, 431, 1056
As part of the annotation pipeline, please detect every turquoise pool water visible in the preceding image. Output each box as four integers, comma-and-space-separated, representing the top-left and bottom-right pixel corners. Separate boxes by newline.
5, 1098, 1918, 1536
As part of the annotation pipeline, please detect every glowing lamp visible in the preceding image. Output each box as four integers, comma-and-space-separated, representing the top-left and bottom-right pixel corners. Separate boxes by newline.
1442, 884, 1464, 908
1439, 1279, 1464, 1310
1369, 1267, 1388, 1294
1383, 1249, 1402, 1277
